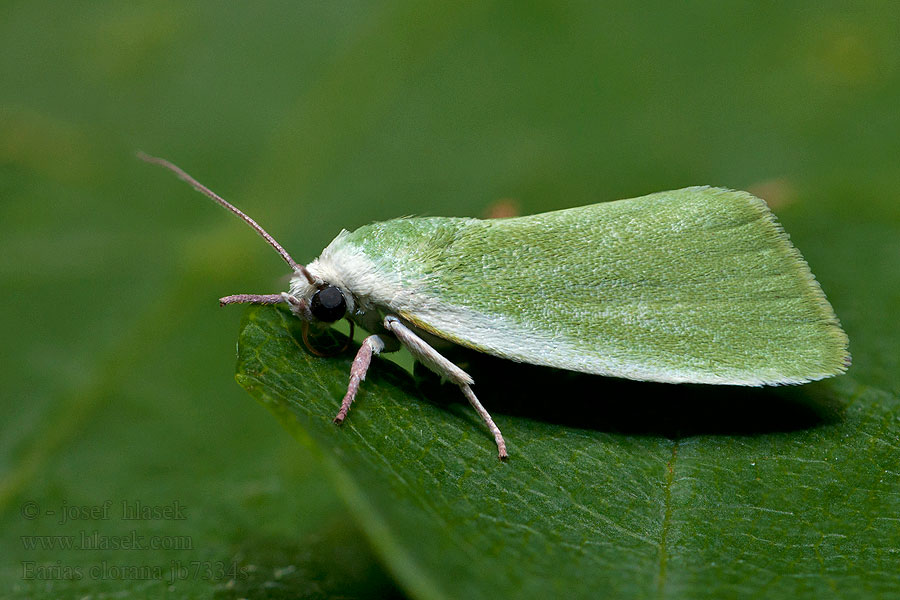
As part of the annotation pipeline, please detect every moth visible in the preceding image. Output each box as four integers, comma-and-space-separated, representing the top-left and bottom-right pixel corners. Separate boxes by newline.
141, 153, 850, 459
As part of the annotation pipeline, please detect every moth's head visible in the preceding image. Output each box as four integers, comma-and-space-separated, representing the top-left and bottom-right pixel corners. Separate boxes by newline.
282, 272, 351, 325
281, 273, 355, 356
139, 152, 352, 353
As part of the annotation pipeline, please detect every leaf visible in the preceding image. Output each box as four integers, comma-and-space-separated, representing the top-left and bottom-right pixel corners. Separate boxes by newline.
237, 305, 900, 599
4, 1, 899, 598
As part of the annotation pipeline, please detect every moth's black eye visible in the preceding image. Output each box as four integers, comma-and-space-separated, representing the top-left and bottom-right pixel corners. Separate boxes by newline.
310, 285, 346, 322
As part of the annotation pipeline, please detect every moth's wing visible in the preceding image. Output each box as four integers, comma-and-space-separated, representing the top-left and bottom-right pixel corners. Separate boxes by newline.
326, 187, 849, 385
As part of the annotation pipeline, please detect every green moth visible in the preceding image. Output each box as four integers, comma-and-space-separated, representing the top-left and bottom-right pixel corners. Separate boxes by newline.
141, 153, 850, 460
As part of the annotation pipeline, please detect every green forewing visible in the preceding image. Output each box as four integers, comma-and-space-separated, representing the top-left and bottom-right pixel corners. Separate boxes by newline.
336, 187, 849, 385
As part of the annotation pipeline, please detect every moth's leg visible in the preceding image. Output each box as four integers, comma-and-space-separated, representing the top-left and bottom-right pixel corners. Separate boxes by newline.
334, 334, 386, 424
383, 315, 508, 460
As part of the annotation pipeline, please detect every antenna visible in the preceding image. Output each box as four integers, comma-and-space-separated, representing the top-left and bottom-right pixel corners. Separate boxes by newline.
138, 152, 315, 285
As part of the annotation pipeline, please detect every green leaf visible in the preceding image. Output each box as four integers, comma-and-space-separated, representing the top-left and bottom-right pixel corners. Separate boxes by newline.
4, 1, 899, 598
236, 302, 900, 599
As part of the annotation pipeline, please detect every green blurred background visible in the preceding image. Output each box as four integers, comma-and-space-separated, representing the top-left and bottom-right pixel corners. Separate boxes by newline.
2, 2, 898, 598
